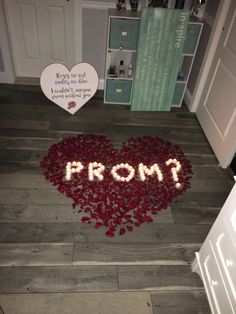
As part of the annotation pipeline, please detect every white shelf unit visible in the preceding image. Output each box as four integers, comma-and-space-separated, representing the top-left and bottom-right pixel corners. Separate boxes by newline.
192, 182, 236, 314
172, 20, 203, 107
104, 9, 140, 105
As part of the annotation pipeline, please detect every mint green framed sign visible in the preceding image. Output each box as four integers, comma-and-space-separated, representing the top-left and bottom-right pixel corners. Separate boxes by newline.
131, 8, 189, 111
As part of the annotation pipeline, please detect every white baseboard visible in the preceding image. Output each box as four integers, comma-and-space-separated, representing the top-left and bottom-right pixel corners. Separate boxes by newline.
191, 253, 200, 273
98, 79, 104, 90
192, 253, 215, 314
203, 12, 214, 28
0, 72, 14, 84
184, 87, 193, 111
0, 72, 7, 83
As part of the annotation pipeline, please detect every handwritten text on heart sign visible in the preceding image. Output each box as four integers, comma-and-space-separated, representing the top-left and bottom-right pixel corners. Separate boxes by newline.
52, 72, 91, 102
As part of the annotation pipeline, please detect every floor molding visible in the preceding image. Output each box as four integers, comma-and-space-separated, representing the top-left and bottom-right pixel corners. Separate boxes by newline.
184, 87, 193, 111
203, 12, 214, 28
15, 77, 40, 86
98, 79, 104, 90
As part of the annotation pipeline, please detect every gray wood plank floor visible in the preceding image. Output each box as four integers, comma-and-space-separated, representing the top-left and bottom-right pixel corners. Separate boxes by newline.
0, 84, 234, 314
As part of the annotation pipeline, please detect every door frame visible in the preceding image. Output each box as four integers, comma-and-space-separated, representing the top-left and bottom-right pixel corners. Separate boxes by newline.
0, 0, 15, 83
1, 0, 82, 83
74, 0, 83, 64
188, 0, 232, 113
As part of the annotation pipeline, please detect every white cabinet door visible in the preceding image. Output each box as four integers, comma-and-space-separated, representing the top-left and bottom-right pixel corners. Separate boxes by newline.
5, 0, 76, 77
196, 0, 236, 168
213, 231, 236, 309
200, 247, 234, 314
192, 183, 236, 313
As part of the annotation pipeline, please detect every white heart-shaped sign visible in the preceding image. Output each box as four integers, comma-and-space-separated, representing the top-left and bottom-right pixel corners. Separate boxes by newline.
40, 63, 98, 114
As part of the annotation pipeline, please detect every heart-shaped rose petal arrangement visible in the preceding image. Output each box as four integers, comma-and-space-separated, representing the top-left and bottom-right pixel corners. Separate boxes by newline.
40, 134, 192, 237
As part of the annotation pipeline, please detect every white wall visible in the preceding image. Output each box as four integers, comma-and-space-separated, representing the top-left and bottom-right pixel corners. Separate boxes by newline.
0, 0, 147, 84
81, 0, 146, 83
82, 7, 108, 79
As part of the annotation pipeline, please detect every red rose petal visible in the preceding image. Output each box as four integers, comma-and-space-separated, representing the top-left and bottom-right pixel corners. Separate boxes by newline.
119, 228, 126, 235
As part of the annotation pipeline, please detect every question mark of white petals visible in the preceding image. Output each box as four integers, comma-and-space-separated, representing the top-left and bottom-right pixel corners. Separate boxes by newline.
165, 158, 182, 189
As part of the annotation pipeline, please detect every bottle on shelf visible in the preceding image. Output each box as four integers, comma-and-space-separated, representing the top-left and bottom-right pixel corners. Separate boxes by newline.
116, 0, 126, 10
128, 63, 133, 77
119, 60, 125, 77
108, 65, 117, 77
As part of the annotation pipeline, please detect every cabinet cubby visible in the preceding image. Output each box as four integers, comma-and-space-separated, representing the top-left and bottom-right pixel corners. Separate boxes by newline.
104, 9, 140, 105
104, 10, 203, 107
172, 21, 203, 107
